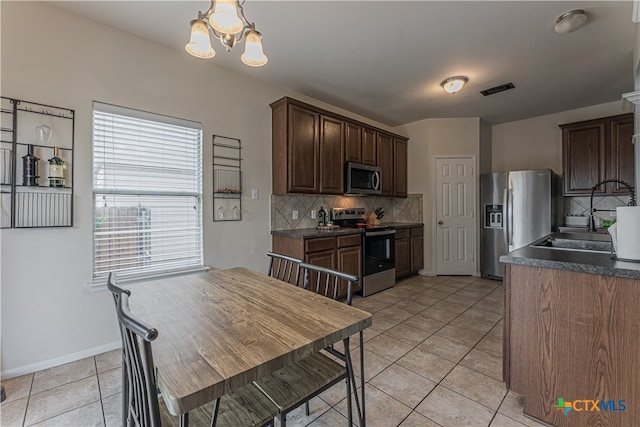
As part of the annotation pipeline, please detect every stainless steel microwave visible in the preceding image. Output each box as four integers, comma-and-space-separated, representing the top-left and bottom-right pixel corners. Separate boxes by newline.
345, 162, 382, 195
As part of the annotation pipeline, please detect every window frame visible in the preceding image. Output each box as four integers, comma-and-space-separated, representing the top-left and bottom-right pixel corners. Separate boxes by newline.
90, 102, 205, 286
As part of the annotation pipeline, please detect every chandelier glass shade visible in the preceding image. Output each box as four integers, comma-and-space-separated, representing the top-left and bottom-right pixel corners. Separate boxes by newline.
185, 0, 267, 66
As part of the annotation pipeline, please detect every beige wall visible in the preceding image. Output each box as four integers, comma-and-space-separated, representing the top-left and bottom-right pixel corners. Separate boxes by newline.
0, 2, 392, 376
396, 118, 481, 276
491, 101, 629, 173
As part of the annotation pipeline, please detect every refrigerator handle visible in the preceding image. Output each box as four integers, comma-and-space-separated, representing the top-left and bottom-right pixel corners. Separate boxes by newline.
503, 188, 510, 248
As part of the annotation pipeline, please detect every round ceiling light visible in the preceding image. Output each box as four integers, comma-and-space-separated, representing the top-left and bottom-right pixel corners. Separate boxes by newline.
440, 76, 469, 94
554, 9, 587, 34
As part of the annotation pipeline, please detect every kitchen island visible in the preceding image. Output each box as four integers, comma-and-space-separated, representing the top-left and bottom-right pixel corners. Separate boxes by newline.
500, 238, 640, 427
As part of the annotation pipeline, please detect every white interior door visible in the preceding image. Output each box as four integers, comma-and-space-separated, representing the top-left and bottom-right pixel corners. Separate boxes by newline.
435, 156, 476, 275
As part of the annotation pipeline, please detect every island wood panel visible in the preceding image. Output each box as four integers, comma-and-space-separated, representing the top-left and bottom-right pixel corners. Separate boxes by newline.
506, 264, 639, 427
125, 267, 372, 416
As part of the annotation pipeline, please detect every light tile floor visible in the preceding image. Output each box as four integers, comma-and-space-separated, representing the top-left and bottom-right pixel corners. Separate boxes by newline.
0, 274, 548, 427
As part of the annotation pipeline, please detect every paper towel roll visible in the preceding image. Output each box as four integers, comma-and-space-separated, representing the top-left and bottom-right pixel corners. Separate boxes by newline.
615, 206, 640, 261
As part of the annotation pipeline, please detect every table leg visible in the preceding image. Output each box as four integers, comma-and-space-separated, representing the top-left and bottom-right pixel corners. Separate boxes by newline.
179, 411, 189, 427
343, 333, 366, 427
360, 330, 365, 426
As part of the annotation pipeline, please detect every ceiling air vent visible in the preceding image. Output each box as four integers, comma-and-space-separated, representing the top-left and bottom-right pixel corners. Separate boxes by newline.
481, 83, 515, 96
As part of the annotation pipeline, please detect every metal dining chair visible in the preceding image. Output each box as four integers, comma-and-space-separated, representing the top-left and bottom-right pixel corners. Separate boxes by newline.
255, 259, 364, 426
267, 252, 301, 284
108, 274, 279, 427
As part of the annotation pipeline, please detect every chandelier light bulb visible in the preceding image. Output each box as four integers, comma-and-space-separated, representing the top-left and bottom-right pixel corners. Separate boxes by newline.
241, 30, 268, 67
185, 19, 216, 58
210, 0, 244, 35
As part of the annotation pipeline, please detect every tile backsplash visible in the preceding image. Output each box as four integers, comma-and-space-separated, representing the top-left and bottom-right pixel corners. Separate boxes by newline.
271, 194, 423, 230
564, 195, 634, 225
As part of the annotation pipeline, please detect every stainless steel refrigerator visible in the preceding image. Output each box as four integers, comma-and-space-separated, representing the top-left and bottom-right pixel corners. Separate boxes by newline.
480, 169, 561, 279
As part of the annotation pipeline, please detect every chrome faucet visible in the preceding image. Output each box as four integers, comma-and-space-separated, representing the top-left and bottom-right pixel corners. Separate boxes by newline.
588, 179, 636, 231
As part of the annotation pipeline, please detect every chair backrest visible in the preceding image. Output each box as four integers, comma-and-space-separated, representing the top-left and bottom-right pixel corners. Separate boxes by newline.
107, 272, 130, 305
299, 262, 358, 305
267, 252, 302, 285
117, 291, 162, 427
107, 272, 132, 427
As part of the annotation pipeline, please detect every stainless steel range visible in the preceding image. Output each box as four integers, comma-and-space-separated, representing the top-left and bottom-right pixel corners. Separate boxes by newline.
331, 208, 396, 296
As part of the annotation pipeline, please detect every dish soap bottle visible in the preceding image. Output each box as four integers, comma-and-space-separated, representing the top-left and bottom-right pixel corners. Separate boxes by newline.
318, 206, 326, 227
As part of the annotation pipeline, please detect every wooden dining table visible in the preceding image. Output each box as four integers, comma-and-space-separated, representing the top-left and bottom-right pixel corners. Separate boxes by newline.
123, 267, 372, 426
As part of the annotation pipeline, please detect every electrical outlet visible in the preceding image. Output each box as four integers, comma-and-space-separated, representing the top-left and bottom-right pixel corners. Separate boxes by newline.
292, 210, 299, 220
251, 189, 258, 200
311, 210, 316, 219
610, 211, 616, 218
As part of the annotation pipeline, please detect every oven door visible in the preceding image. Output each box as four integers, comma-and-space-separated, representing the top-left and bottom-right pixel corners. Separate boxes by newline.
363, 229, 395, 275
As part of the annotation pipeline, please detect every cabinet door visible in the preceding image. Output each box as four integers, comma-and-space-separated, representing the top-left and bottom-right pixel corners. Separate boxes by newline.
305, 248, 337, 295
319, 115, 344, 194
394, 138, 408, 197
362, 127, 377, 166
610, 114, 635, 194
288, 104, 319, 193
345, 122, 362, 164
378, 133, 394, 196
337, 245, 362, 296
395, 237, 411, 278
562, 121, 606, 195
411, 235, 424, 274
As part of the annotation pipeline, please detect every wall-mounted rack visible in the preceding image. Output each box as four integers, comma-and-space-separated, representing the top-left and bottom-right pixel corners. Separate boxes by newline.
1, 96, 74, 228
213, 135, 242, 221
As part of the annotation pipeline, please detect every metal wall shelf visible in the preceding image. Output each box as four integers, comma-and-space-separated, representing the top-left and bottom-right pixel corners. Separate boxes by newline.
213, 135, 242, 221
1, 96, 74, 228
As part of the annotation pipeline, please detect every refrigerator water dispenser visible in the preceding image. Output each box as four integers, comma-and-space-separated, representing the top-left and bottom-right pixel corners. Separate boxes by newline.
485, 204, 503, 228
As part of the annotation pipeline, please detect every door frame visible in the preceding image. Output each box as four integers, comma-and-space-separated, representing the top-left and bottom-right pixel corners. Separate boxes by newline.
431, 154, 478, 276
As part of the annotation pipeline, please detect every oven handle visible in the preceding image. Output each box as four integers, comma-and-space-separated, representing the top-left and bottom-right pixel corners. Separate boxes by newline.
365, 230, 396, 237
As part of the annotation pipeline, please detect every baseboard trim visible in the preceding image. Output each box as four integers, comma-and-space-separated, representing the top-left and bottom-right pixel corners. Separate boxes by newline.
1, 341, 121, 379
417, 269, 436, 276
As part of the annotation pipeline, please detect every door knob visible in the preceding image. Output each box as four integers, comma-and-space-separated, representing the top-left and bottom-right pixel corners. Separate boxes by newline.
438, 220, 443, 225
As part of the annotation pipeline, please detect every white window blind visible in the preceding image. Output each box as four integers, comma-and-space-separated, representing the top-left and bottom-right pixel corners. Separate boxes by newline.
92, 102, 203, 284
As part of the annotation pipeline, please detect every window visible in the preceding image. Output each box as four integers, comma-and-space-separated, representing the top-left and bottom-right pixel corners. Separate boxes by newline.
92, 102, 203, 284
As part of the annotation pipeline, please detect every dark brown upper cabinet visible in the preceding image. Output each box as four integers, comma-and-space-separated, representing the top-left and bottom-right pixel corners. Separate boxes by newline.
561, 113, 634, 196
271, 97, 408, 197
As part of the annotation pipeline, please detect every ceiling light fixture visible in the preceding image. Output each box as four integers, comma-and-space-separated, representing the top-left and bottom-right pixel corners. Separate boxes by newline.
554, 9, 587, 34
440, 76, 469, 94
185, 0, 268, 67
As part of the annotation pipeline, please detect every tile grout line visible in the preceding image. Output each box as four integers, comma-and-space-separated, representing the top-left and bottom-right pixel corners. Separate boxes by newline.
356, 277, 503, 426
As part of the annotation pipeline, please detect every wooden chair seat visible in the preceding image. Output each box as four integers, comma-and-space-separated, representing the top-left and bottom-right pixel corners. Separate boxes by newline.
252, 352, 346, 413
261, 258, 362, 426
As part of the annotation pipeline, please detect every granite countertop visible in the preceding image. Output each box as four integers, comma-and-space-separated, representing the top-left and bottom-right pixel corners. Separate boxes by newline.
271, 228, 363, 238
384, 222, 424, 229
500, 234, 640, 280
271, 222, 423, 239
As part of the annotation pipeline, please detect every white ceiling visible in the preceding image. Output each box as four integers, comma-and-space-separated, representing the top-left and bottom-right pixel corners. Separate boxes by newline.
51, 1, 637, 126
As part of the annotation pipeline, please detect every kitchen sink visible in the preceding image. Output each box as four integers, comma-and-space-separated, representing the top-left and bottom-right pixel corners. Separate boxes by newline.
530, 232, 612, 253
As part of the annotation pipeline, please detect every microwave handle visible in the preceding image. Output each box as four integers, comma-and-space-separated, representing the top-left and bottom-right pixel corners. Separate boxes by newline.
372, 171, 380, 190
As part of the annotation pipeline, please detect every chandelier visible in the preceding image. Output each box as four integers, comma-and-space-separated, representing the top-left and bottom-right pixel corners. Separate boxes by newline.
185, 0, 268, 67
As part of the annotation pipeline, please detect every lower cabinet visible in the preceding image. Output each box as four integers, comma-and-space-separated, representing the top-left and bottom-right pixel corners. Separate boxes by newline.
410, 227, 424, 273
395, 230, 411, 278
396, 225, 424, 279
272, 233, 362, 299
